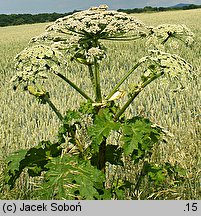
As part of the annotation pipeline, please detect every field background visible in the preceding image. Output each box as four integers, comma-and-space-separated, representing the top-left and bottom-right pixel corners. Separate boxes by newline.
0, 9, 200, 199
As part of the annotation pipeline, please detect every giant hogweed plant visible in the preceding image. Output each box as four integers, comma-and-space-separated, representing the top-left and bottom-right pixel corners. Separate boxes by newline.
5, 5, 194, 199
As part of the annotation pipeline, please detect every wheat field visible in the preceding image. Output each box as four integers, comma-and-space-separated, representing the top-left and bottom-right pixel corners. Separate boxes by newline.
0, 9, 200, 199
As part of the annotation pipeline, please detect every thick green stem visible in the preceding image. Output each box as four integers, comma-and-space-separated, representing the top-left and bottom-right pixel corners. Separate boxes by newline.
106, 62, 142, 100
133, 159, 148, 194
94, 59, 102, 102
88, 65, 96, 92
56, 73, 94, 102
97, 137, 107, 173
134, 152, 153, 196
28, 85, 63, 121
44, 95, 63, 121
114, 71, 164, 121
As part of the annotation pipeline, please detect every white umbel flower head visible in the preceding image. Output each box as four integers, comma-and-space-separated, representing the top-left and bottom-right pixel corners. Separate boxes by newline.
147, 24, 194, 50
30, 5, 147, 65
12, 45, 65, 87
46, 5, 146, 39
86, 47, 106, 63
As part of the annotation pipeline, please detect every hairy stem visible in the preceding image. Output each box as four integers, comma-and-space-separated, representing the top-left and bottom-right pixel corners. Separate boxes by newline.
133, 160, 147, 194
106, 62, 142, 100
97, 137, 107, 173
88, 65, 96, 92
94, 59, 102, 102
134, 153, 152, 196
44, 95, 63, 121
56, 72, 94, 102
114, 71, 164, 121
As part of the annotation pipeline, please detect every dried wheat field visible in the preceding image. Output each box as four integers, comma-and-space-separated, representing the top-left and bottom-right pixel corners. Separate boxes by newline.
0, 9, 200, 199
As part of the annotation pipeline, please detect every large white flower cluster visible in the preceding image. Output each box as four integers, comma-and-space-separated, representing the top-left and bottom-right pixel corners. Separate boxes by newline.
31, 5, 146, 65
11, 45, 65, 87
147, 24, 194, 50
139, 49, 192, 79
13, 5, 194, 89
46, 5, 145, 39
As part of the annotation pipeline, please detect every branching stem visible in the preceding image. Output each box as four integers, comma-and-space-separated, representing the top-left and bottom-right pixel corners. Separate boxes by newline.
114, 71, 164, 121
106, 62, 142, 100
44, 95, 63, 121
56, 73, 94, 102
94, 59, 102, 102
88, 65, 96, 92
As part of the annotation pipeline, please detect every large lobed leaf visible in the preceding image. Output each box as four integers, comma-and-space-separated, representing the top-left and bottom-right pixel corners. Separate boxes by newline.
88, 108, 121, 152
35, 154, 110, 200
121, 116, 162, 162
5, 141, 62, 188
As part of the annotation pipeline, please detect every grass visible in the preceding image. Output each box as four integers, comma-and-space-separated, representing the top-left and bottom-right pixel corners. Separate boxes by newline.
0, 9, 200, 199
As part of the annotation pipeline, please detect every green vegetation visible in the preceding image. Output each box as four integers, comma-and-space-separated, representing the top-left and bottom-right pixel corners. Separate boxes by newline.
1, 4, 201, 27
0, 8, 200, 200
118, 4, 201, 13
0, 11, 78, 27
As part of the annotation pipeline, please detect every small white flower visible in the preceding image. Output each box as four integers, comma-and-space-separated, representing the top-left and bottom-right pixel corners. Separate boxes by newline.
87, 47, 103, 56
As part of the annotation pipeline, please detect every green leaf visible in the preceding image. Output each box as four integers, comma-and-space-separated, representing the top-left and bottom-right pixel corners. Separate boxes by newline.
114, 188, 125, 200
142, 162, 187, 187
112, 180, 134, 200
79, 100, 96, 115
148, 169, 166, 186
57, 110, 81, 144
88, 109, 121, 152
144, 162, 167, 186
39, 155, 78, 199
5, 141, 62, 188
63, 110, 81, 123
106, 145, 123, 166
90, 145, 123, 166
5, 149, 28, 187
35, 154, 110, 200
121, 116, 162, 162
164, 162, 186, 183
74, 160, 105, 199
